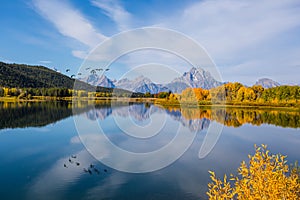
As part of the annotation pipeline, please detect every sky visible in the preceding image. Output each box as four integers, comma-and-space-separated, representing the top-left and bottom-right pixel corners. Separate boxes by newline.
1, 0, 300, 85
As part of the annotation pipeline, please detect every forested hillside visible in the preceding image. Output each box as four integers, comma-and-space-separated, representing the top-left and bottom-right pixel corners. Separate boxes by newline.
0, 62, 144, 98
0, 62, 76, 88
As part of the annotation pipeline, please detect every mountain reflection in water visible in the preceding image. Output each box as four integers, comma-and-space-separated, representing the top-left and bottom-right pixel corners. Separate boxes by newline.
0, 101, 299, 130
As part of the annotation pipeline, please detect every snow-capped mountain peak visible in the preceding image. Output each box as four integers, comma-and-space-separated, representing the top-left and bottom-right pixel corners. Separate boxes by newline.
80, 74, 115, 88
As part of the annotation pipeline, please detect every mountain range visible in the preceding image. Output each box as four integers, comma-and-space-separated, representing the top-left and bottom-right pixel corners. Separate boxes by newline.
0, 61, 285, 93
82, 67, 224, 94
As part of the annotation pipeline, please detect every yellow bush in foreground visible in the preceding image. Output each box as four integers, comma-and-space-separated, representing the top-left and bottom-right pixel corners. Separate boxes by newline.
207, 144, 300, 199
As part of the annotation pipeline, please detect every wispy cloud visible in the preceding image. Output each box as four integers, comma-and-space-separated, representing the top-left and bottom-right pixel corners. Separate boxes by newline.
91, 0, 132, 31
71, 50, 88, 60
32, 0, 107, 48
39, 60, 52, 64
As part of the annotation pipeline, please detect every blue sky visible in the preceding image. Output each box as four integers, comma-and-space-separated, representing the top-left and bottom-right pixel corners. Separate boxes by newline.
1, 0, 300, 85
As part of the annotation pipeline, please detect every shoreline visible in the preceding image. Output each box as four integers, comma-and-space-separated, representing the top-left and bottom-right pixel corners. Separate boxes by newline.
0, 96, 299, 111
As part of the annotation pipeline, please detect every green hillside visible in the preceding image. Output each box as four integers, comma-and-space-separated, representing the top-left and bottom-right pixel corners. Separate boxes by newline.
0, 61, 144, 97
0, 62, 76, 88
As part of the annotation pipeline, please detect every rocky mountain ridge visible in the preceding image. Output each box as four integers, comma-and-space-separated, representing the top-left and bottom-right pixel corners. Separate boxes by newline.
255, 78, 280, 88
82, 67, 224, 93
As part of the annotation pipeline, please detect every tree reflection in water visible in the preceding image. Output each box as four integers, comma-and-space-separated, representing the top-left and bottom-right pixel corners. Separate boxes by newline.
0, 101, 299, 130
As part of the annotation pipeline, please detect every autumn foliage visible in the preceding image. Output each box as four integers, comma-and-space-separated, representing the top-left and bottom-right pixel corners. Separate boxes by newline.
207, 144, 300, 199
177, 83, 300, 106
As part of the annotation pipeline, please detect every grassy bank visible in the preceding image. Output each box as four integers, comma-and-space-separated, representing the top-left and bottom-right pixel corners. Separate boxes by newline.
1, 96, 299, 111
0, 96, 156, 103
154, 99, 300, 111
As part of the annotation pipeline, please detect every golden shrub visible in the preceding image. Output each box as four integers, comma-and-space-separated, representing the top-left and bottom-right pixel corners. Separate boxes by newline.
207, 144, 300, 199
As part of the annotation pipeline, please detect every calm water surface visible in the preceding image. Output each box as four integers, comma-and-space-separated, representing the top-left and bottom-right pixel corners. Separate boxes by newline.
0, 102, 299, 199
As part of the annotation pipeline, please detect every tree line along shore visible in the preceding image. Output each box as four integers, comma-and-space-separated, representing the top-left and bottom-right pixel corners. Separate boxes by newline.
0, 82, 299, 108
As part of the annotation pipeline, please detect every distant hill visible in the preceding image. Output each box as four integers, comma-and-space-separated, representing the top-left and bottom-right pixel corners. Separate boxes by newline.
0, 61, 107, 91
0, 61, 144, 96
255, 78, 280, 88
0, 62, 76, 88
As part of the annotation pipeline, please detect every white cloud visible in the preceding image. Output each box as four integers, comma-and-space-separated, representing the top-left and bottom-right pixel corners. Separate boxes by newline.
32, 0, 107, 48
220, 58, 300, 85
91, 0, 132, 31
171, 0, 300, 57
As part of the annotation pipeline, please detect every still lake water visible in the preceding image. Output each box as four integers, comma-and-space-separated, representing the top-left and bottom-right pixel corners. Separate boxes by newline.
0, 101, 299, 199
